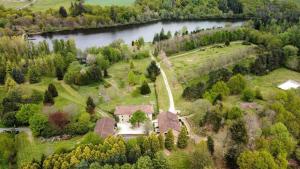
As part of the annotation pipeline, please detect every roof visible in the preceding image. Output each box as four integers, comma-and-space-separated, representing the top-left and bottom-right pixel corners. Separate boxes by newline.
278, 80, 300, 90
94, 117, 115, 138
158, 112, 181, 133
114, 105, 154, 116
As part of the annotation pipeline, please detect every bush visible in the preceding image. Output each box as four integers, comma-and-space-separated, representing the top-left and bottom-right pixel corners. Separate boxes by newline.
65, 122, 90, 135
227, 74, 247, 94
182, 82, 206, 100
226, 107, 243, 120
255, 88, 263, 100
16, 104, 40, 125
2, 112, 17, 127
242, 88, 255, 102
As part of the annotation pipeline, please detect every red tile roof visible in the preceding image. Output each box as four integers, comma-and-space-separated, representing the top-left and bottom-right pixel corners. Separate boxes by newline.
158, 112, 181, 133
114, 105, 154, 115
94, 117, 115, 138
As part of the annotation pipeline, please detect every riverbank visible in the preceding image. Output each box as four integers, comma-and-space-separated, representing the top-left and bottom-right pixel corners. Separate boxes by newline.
26, 16, 248, 36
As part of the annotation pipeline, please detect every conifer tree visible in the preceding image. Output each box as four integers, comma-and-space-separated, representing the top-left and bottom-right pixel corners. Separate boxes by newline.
177, 126, 189, 149
86, 96, 96, 114
48, 83, 58, 97
140, 81, 151, 95
43, 90, 54, 105
165, 129, 174, 150
207, 136, 214, 155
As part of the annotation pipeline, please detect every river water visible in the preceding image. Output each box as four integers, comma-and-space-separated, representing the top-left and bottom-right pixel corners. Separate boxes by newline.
30, 20, 244, 50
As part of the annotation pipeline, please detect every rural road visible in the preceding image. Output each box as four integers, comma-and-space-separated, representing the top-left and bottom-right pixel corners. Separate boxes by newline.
151, 55, 176, 113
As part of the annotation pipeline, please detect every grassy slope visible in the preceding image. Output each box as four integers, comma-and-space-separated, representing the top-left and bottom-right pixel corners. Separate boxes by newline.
158, 41, 257, 114
85, 0, 135, 6
0, 0, 134, 11
100, 57, 158, 111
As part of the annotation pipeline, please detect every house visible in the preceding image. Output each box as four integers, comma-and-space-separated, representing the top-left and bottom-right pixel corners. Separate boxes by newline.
155, 112, 181, 137
114, 105, 154, 123
94, 117, 116, 138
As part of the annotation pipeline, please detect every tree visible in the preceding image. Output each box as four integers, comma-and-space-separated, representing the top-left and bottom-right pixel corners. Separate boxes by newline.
16, 104, 40, 125
5, 75, 17, 91
177, 126, 189, 149
28, 66, 41, 84
86, 96, 96, 114
227, 74, 247, 94
207, 136, 214, 155
242, 88, 255, 102
43, 90, 54, 105
190, 141, 213, 169
140, 81, 151, 95
129, 110, 147, 127
81, 132, 103, 145
237, 150, 279, 169
226, 106, 243, 120
48, 83, 58, 97
59, 6, 68, 17
136, 156, 153, 169
29, 113, 48, 136
147, 61, 160, 82
225, 40, 230, 46
11, 68, 25, 84
49, 111, 69, 129
230, 120, 248, 144
225, 145, 243, 169
165, 129, 174, 150
158, 134, 164, 149
2, 112, 17, 127
153, 152, 170, 169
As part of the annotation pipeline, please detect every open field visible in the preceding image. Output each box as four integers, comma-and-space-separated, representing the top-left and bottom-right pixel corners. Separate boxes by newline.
0, 0, 134, 11
100, 58, 158, 112
85, 0, 135, 6
16, 132, 81, 167
168, 41, 258, 83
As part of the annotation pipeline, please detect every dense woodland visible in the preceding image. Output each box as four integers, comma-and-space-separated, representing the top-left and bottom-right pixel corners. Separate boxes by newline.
0, 0, 299, 35
1, 0, 300, 169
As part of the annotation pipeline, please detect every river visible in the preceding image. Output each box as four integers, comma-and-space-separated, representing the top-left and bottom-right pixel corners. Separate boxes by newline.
29, 20, 244, 50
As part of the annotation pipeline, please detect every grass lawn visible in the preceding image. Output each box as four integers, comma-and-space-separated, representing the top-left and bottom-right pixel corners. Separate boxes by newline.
169, 41, 257, 83
0, 0, 134, 11
99, 57, 157, 112
248, 68, 300, 99
167, 150, 191, 169
16, 132, 81, 167
85, 0, 135, 6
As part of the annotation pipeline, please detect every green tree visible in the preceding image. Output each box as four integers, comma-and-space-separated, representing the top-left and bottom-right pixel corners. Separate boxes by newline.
48, 83, 58, 97
136, 156, 153, 169
165, 129, 174, 150
177, 126, 189, 149
158, 134, 164, 149
86, 96, 96, 114
81, 132, 103, 145
153, 152, 170, 169
16, 104, 40, 125
4, 75, 17, 91
28, 66, 41, 84
29, 113, 48, 136
59, 6, 68, 17
128, 70, 137, 85
226, 106, 243, 120
140, 81, 151, 95
242, 88, 255, 102
227, 74, 247, 94
147, 61, 160, 82
129, 110, 147, 127
190, 141, 213, 169
237, 150, 279, 169
230, 120, 248, 144
43, 90, 54, 105
207, 136, 214, 155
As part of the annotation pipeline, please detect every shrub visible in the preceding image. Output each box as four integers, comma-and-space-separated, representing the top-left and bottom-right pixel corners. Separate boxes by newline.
16, 104, 40, 125
177, 127, 189, 149
255, 88, 263, 100
165, 129, 174, 150
242, 88, 255, 102
2, 112, 17, 127
226, 107, 243, 120
227, 74, 247, 94
48, 84, 58, 97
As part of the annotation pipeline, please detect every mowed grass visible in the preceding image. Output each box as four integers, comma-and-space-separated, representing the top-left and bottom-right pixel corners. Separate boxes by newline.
99, 57, 157, 111
0, 0, 74, 11
248, 68, 300, 99
169, 41, 257, 82
85, 0, 135, 6
16, 132, 81, 167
